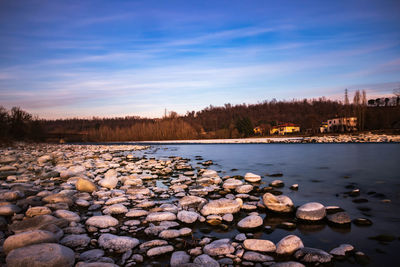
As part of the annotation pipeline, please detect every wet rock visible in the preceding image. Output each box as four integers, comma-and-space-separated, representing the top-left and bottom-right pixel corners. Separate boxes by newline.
270, 180, 284, 187
296, 202, 325, 221
79, 249, 105, 261
98, 233, 139, 253
243, 251, 274, 262
76, 178, 97, 193
330, 244, 354, 256
85, 215, 118, 228
237, 215, 263, 229
147, 245, 174, 256
222, 213, 233, 222
146, 211, 177, 222
290, 184, 299, 190
236, 184, 253, 194
203, 239, 235, 256
243, 239, 276, 252
103, 204, 128, 215
271, 262, 305, 267
99, 177, 118, 189
327, 212, 351, 225
177, 210, 199, 224
200, 198, 241, 216
159, 229, 180, 239
223, 178, 243, 189
75, 262, 118, 267
262, 193, 294, 213
3, 230, 58, 254
194, 254, 220, 267
54, 209, 81, 222
171, 251, 191, 267
26, 206, 51, 217
294, 247, 332, 263
139, 239, 168, 250
276, 235, 304, 255
244, 173, 261, 183
60, 234, 90, 248
42, 193, 73, 206
9, 214, 68, 234
353, 218, 373, 226
6, 243, 75, 267
0, 204, 21, 216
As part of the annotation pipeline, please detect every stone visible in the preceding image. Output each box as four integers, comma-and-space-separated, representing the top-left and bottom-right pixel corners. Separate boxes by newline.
147, 245, 174, 256
98, 233, 139, 253
296, 202, 326, 221
159, 229, 180, 239
26, 206, 52, 217
203, 239, 235, 256
75, 263, 118, 267
85, 215, 118, 228
353, 218, 373, 226
330, 244, 354, 256
99, 177, 118, 189
327, 212, 351, 225
0, 204, 21, 216
177, 210, 199, 224
271, 262, 305, 267
262, 193, 294, 213
276, 235, 304, 255
54, 209, 81, 222
222, 213, 234, 222
200, 198, 241, 216
294, 247, 333, 263
103, 204, 128, 215
76, 178, 97, 193
237, 215, 263, 229
42, 193, 73, 206
79, 249, 104, 261
270, 179, 284, 187
3, 230, 58, 254
38, 155, 52, 164
223, 178, 243, 189
171, 251, 191, 267
243, 251, 274, 262
60, 165, 86, 179
9, 215, 68, 234
236, 184, 253, 194
244, 172, 261, 182
60, 234, 90, 248
146, 212, 177, 222
194, 254, 220, 267
126, 209, 149, 217
140, 239, 168, 250
6, 243, 75, 267
243, 239, 276, 253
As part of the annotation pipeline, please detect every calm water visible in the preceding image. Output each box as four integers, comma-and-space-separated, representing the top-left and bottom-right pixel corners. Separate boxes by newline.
133, 143, 400, 266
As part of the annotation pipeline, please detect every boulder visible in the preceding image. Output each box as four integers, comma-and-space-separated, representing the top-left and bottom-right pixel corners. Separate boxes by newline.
170, 251, 191, 267
177, 210, 199, 224
237, 215, 263, 229
294, 247, 333, 263
3, 230, 58, 254
98, 233, 139, 253
146, 212, 177, 222
194, 254, 220, 267
6, 243, 75, 267
76, 178, 97, 193
85, 215, 118, 228
296, 202, 326, 221
243, 239, 276, 252
203, 239, 235, 256
243, 251, 274, 262
244, 173, 261, 183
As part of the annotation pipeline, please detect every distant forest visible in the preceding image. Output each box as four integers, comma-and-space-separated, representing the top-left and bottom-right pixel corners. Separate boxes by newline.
1, 91, 400, 142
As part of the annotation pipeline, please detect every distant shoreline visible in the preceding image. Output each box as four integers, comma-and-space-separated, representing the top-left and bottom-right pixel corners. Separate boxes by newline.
128, 133, 400, 144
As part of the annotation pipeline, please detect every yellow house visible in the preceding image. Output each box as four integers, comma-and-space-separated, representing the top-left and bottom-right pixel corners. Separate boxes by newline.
270, 123, 300, 135
253, 126, 263, 135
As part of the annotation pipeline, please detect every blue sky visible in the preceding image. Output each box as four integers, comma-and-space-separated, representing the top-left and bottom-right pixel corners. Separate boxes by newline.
0, 0, 399, 119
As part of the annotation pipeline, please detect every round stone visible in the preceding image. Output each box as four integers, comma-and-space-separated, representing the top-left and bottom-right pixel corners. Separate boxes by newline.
244, 173, 261, 183
6, 243, 75, 267
223, 178, 243, 189
177, 210, 199, 224
60, 234, 90, 248
76, 178, 97, 193
146, 212, 176, 222
236, 184, 253, 194
330, 244, 354, 256
170, 251, 191, 267
54, 210, 81, 222
243, 239, 276, 252
85, 215, 118, 228
327, 212, 351, 225
295, 247, 333, 263
3, 230, 58, 254
296, 202, 326, 221
262, 193, 294, 213
237, 215, 263, 229
147, 245, 174, 257
276, 235, 304, 255
203, 239, 235, 256
200, 198, 241, 216
243, 251, 274, 262
98, 233, 139, 253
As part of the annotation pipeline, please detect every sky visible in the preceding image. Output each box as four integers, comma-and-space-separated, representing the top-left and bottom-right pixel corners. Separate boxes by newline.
0, 0, 399, 119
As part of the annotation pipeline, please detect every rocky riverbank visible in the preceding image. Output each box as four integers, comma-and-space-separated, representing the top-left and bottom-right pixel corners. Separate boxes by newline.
0, 144, 373, 266
136, 133, 400, 144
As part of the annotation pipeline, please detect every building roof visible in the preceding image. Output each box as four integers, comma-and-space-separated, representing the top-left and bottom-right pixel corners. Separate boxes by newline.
272, 123, 300, 128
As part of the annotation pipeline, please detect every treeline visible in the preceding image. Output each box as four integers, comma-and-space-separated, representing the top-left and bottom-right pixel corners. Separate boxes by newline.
40, 97, 400, 142
0, 106, 44, 142
2, 96, 399, 143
